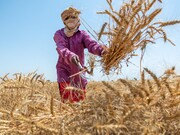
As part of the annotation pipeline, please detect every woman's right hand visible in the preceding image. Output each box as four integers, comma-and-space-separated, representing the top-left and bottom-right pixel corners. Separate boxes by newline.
71, 55, 80, 66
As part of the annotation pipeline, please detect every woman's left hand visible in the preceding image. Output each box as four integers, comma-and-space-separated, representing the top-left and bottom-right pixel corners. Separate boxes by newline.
101, 45, 109, 56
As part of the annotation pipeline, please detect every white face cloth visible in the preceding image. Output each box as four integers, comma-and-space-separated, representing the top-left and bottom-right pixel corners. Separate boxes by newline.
64, 16, 81, 37
61, 7, 81, 37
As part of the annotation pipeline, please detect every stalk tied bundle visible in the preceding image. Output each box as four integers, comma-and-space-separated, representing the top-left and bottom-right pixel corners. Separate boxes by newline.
98, 0, 180, 74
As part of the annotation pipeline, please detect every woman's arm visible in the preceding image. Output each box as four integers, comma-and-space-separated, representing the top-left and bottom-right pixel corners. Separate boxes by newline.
82, 30, 104, 56
54, 31, 78, 64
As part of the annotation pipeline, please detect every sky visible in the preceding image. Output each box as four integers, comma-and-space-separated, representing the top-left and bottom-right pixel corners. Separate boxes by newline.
0, 0, 180, 82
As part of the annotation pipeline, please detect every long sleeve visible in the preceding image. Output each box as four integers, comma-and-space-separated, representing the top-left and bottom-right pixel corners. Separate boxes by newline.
82, 31, 103, 56
53, 31, 77, 64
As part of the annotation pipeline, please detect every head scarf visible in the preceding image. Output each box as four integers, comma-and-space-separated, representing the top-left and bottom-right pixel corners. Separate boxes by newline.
61, 7, 81, 37
61, 7, 81, 23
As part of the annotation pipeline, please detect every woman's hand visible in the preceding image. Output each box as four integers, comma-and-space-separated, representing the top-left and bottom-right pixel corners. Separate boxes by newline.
101, 45, 109, 56
71, 55, 80, 66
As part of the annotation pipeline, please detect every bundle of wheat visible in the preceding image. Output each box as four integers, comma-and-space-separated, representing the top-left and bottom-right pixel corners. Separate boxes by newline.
98, 0, 180, 74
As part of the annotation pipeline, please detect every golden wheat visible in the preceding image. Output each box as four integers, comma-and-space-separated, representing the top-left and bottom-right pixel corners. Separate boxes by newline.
98, 0, 180, 74
0, 70, 179, 134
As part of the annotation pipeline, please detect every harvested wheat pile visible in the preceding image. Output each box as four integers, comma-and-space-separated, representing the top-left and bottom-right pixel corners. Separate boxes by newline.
0, 68, 179, 134
98, 0, 180, 74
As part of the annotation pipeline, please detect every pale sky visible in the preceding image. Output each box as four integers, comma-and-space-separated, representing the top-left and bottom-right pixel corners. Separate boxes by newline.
0, 0, 180, 81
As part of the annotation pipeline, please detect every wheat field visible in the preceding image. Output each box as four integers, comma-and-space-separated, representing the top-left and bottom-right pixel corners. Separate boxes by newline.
1, 0, 180, 134
0, 68, 179, 135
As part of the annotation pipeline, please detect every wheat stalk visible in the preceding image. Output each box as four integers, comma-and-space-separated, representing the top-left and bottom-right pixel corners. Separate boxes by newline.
98, 0, 179, 74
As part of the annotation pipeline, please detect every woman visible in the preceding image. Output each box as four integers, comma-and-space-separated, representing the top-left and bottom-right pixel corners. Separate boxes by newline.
53, 7, 108, 103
